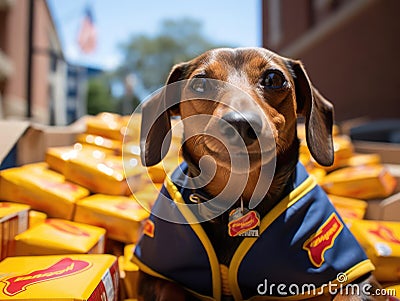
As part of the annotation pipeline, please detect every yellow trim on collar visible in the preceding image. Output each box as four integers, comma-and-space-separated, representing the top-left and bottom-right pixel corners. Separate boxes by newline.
165, 177, 222, 301
340, 259, 375, 285
136, 174, 374, 301
229, 175, 317, 301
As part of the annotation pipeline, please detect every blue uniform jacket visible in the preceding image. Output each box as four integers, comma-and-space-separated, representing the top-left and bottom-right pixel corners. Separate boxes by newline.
133, 162, 374, 301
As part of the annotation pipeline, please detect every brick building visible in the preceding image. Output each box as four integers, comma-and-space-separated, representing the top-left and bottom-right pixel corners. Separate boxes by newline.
262, 0, 400, 122
0, 0, 67, 125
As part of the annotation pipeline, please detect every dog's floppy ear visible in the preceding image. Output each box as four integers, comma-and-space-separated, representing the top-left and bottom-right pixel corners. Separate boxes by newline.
289, 60, 334, 166
140, 62, 188, 166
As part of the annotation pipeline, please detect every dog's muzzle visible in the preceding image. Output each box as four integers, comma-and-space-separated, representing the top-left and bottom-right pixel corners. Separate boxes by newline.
218, 111, 262, 146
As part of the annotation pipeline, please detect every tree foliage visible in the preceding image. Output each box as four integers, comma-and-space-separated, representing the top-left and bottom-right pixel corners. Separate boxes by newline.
86, 77, 116, 115
117, 18, 230, 94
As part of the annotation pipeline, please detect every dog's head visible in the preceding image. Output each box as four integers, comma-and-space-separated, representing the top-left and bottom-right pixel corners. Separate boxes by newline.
140, 48, 334, 174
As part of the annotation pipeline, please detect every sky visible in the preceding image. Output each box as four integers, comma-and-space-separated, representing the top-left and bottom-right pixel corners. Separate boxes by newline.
47, 0, 262, 71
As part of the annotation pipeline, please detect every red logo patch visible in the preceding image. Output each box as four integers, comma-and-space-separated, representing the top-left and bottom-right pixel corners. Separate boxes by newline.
303, 213, 343, 267
143, 219, 155, 238
228, 211, 260, 237
1, 258, 91, 296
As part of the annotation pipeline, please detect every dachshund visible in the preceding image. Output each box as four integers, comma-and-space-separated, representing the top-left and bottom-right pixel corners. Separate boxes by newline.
133, 47, 389, 301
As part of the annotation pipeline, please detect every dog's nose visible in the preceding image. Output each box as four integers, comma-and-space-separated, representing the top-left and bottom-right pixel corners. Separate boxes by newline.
219, 111, 262, 146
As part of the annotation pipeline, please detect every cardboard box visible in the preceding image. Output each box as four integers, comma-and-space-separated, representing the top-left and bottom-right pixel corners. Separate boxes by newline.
0, 163, 90, 219
14, 218, 106, 255
364, 165, 400, 221
74, 195, 149, 243
353, 140, 400, 165
386, 164, 400, 193
0, 202, 30, 260
0, 121, 30, 170
17, 118, 87, 165
366, 192, 400, 222
0, 118, 86, 170
0, 254, 119, 300
351, 219, 400, 282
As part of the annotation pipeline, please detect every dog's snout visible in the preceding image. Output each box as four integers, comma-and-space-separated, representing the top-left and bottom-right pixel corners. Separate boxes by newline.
219, 111, 262, 146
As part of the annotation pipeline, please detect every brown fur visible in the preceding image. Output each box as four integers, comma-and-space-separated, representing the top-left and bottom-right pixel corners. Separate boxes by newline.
138, 48, 387, 301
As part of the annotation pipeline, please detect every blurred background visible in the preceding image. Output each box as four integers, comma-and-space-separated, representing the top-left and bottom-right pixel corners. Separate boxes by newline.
0, 0, 399, 126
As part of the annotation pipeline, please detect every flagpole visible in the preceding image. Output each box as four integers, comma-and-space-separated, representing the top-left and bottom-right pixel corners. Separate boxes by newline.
26, 0, 34, 119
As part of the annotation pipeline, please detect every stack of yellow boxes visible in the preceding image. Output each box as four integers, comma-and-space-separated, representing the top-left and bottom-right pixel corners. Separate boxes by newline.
0, 112, 183, 300
299, 123, 400, 289
1, 112, 400, 298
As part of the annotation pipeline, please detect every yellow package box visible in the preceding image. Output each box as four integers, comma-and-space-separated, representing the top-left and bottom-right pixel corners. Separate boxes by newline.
14, 218, 106, 256
122, 113, 141, 143
345, 153, 381, 167
299, 135, 353, 172
123, 113, 183, 145
328, 194, 367, 220
314, 135, 354, 171
351, 219, 400, 282
383, 284, 400, 299
74, 195, 149, 243
76, 133, 122, 154
45, 143, 113, 174
0, 202, 30, 260
306, 167, 326, 184
0, 163, 90, 219
119, 244, 139, 299
86, 112, 127, 141
0, 254, 119, 300
131, 182, 163, 211
28, 210, 47, 228
322, 164, 397, 199
64, 153, 143, 195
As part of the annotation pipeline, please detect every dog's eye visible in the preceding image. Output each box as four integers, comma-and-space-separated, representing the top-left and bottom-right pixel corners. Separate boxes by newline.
262, 71, 287, 90
190, 77, 208, 93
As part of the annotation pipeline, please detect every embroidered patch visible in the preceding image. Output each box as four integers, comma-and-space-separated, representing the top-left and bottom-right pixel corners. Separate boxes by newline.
303, 213, 343, 267
228, 210, 260, 237
143, 219, 155, 238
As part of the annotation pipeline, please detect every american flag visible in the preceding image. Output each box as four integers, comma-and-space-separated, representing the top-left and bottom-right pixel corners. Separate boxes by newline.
77, 6, 97, 54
